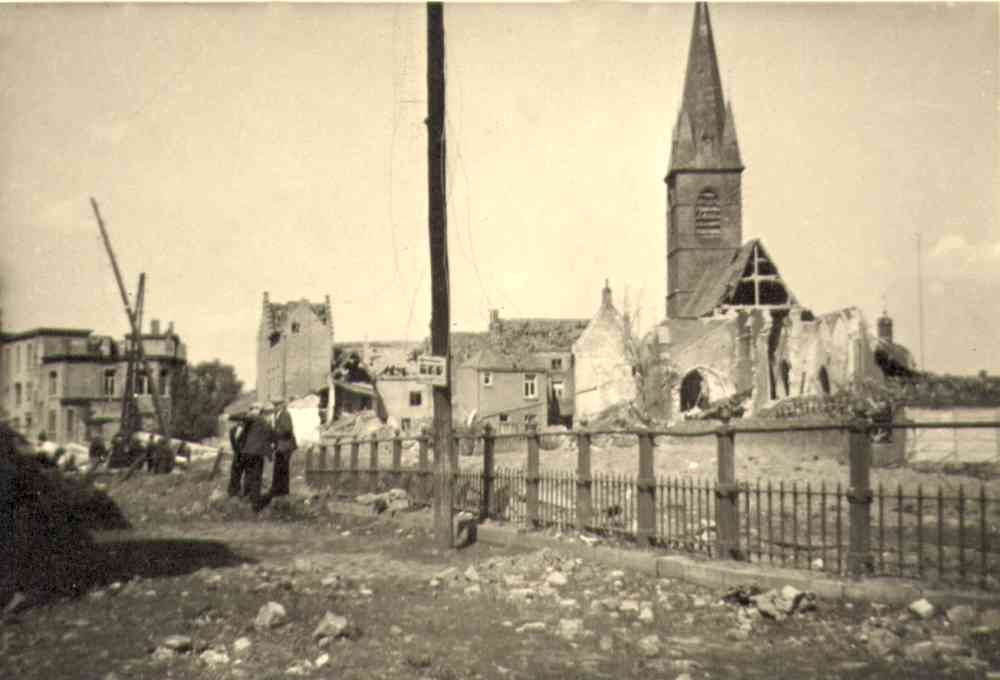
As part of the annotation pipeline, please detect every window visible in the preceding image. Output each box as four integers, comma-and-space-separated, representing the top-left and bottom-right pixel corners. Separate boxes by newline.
135, 371, 149, 395
104, 370, 116, 396
25, 413, 32, 430
551, 358, 563, 371
524, 413, 537, 425
160, 369, 170, 396
401, 418, 412, 431
48, 411, 56, 435
523, 373, 537, 399
16, 345, 21, 372
14, 383, 21, 406
26, 382, 33, 404
498, 413, 509, 424
49, 371, 58, 395
291, 322, 301, 334
409, 390, 422, 407
66, 410, 75, 440
482, 371, 493, 387
695, 189, 722, 237
552, 380, 565, 399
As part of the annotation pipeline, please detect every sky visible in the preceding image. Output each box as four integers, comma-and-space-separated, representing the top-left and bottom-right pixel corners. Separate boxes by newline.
0, 2, 997, 389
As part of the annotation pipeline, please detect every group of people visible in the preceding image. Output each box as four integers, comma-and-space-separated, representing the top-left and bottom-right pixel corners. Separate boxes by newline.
227, 398, 297, 511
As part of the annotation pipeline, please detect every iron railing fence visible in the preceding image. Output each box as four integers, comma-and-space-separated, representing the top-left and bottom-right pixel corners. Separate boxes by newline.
305, 417, 1000, 590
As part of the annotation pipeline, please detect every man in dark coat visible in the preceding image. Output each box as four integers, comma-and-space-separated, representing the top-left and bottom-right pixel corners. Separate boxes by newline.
269, 398, 297, 498
227, 417, 248, 497
240, 404, 276, 511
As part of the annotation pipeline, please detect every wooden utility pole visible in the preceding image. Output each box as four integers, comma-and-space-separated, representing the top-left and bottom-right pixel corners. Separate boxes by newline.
91, 197, 170, 437
427, 1, 455, 549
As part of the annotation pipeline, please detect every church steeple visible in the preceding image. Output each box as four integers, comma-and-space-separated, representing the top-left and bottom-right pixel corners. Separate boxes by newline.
665, 2, 745, 318
669, 2, 742, 174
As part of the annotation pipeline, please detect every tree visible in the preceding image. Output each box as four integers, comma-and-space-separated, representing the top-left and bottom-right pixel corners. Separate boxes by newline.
171, 360, 243, 442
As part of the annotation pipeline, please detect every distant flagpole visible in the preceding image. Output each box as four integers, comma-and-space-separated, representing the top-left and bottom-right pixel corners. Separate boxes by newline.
916, 232, 925, 370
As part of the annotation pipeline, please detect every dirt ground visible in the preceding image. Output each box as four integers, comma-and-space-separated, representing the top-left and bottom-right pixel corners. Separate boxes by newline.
4, 455, 999, 680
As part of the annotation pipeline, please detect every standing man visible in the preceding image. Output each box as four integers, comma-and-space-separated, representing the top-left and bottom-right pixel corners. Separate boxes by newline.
227, 415, 248, 497
270, 397, 297, 498
239, 403, 275, 511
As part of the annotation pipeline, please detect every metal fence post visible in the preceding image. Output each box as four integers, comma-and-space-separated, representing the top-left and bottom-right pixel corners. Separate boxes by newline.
526, 423, 540, 528
350, 436, 360, 495
576, 420, 592, 531
481, 424, 495, 521
715, 412, 740, 559
369, 432, 379, 493
848, 417, 874, 577
637, 429, 656, 545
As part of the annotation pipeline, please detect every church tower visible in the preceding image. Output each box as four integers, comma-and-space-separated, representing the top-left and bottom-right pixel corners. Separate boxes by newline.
666, 2, 744, 318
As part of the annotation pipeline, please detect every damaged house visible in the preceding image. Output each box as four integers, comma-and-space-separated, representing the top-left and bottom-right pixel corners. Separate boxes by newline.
644, 3, 902, 420
256, 293, 334, 404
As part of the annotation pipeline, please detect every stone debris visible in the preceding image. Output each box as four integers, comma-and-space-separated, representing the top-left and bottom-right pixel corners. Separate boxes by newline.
557, 618, 584, 640
160, 635, 193, 653
946, 605, 976, 626
315, 653, 330, 668
200, 648, 230, 667
546, 572, 568, 587
254, 602, 288, 631
233, 637, 252, 658
908, 599, 936, 620
865, 628, 902, 657
638, 606, 655, 623
637, 634, 661, 658
313, 612, 351, 640
464, 566, 480, 582
516, 622, 547, 634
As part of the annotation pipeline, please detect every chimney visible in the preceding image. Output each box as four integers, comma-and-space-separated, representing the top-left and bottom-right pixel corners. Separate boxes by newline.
601, 279, 612, 308
167, 321, 174, 335
151, 319, 161, 336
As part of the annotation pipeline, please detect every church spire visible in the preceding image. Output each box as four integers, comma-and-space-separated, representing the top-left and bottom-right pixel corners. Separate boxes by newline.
669, 2, 742, 175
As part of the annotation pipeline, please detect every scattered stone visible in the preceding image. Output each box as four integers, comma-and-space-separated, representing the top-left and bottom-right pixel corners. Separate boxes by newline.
464, 585, 482, 597
558, 619, 584, 640
637, 634, 661, 658
464, 566, 480, 582
293, 557, 316, 573
599, 635, 613, 652
619, 600, 640, 614
233, 637, 252, 658
390, 625, 403, 636
692, 596, 708, 608
546, 572, 568, 587
866, 628, 902, 657
903, 641, 938, 663
516, 622, 546, 634
200, 648, 230, 667
429, 579, 441, 589
908, 599, 935, 620
315, 653, 330, 668
161, 635, 193, 653
209, 488, 226, 504
607, 570, 625, 581
639, 606, 655, 623
359, 587, 374, 597
559, 598, 578, 608
313, 612, 350, 640
947, 605, 976, 626
811, 558, 824, 570
255, 602, 288, 631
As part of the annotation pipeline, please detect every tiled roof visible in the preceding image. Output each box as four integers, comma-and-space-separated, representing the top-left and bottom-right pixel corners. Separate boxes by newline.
490, 318, 589, 354
462, 347, 547, 372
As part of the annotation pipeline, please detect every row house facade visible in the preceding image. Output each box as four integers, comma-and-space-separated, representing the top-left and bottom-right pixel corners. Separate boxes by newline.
0, 320, 187, 445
